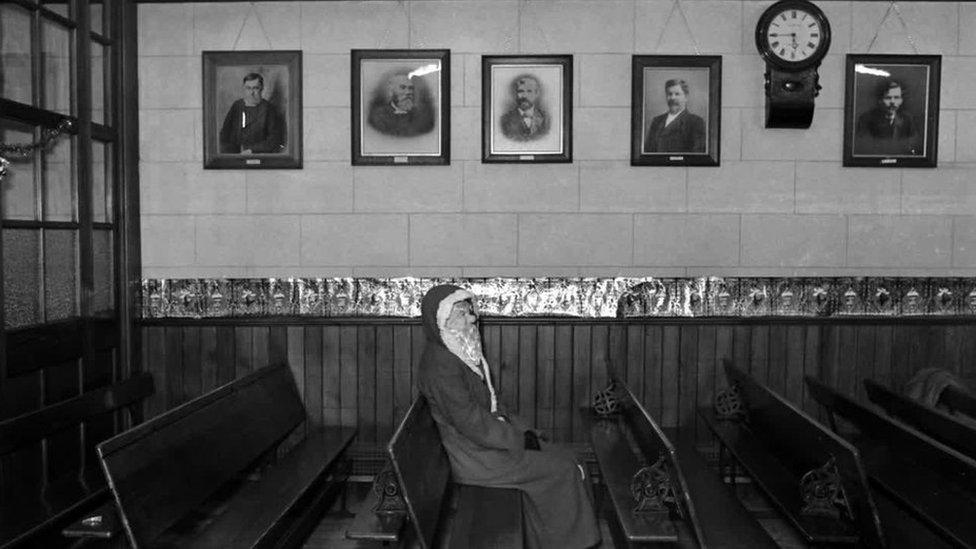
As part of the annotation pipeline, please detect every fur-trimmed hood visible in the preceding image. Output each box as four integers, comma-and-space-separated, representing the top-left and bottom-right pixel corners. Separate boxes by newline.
420, 284, 476, 347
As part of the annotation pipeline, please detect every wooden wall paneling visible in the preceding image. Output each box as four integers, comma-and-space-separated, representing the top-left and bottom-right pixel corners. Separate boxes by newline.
571, 325, 591, 442
784, 325, 805, 408
339, 326, 359, 429
943, 325, 964, 376
767, 324, 787, 396
500, 325, 520, 414
836, 325, 858, 399
375, 326, 394, 443
392, 326, 412, 427
286, 326, 304, 409
590, 325, 609, 405
749, 324, 770, 384
199, 326, 218, 394
660, 326, 680, 428
696, 325, 716, 446
536, 325, 555, 438
234, 327, 253, 379
553, 325, 573, 442
922, 325, 947, 372
642, 325, 662, 420
164, 327, 183, 408
142, 326, 166, 418
678, 325, 698, 437
215, 326, 235, 388
624, 325, 644, 400
732, 325, 751, 374
410, 325, 425, 402
890, 325, 912, 392
872, 325, 893, 391
251, 327, 270, 371
321, 327, 341, 427
819, 324, 839, 391
44, 361, 81, 482
181, 327, 202, 402
269, 326, 287, 366
854, 325, 878, 402
713, 324, 735, 429
304, 327, 324, 428
357, 326, 377, 443
482, 324, 502, 404
957, 325, 976, 385
517, 325, 537, 425
799, 325, 820, 418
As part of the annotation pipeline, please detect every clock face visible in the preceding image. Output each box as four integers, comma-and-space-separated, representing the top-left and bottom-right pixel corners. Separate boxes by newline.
765, 8, 824, 63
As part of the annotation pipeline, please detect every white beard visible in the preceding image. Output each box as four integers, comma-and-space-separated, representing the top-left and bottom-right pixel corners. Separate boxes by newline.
442, 323, 484, 371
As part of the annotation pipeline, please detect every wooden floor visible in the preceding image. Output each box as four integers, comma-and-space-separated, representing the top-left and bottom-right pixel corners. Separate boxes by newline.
305, 480, 807, 548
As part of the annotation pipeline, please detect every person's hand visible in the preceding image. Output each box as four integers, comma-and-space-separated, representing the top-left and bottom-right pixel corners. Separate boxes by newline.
241, 148, 253, 155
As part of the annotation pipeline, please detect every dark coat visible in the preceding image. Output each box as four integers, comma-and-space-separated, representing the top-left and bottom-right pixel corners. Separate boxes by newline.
219, 99, 286, 154
417, 285, 601, 549
645, 109, 706, 153
854, 107, 922, 155
367, 102, 435, 137
500, 107, 550, 141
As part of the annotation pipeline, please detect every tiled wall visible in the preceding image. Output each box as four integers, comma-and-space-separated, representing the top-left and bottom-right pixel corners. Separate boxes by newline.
138, 1, 976, 279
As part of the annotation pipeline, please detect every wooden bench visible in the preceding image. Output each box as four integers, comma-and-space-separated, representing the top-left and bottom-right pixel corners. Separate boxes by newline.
0, 373, 153, 547
700, 361, 885, 547
96, 363, 356, 548
865, 379, 976, 461
348, 396, 522, 548
582, 376, 776, 548
938, 384, 976, 420
807, 376, 976, 548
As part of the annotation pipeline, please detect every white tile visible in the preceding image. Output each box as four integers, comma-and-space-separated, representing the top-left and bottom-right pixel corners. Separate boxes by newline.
303, 55, 349, 107
192, 2, 302, 51
943, 57, 976, 110
938, 110, 957, 164
461, 266, 582, 278
304, 107, 349, 161
195, 215, 301, 266
574, 107, 630, 160
817, 54, 846, 110
517, 214, 632, 266
463, 162, 579, 212
450, 53, 464, 108
634, 214, 739, 266
578, 54, 630, 107
139, 57, 200, 110
354, 164, 462, 212
301, 2, 409, 53
741, 107, 843, 161
953, 216, 976, 268
451, 107, 481, 161
962, 5, 976, 55
740, 214, 847, 267
140, 163, 246, 214
463, 54, 482, 107
579, 266, 687, 278
410, 214, 518, 266
636, 0, 742, 54
851, 2, 957, 54
138, 4, 194, 56
721, 55, 765, 108
795, 162, 900, 214
954, 111, 976, 162
520, 0, 634, 54
245, 162, 353, 213
144, 266, 249, 279
688, 161, 795, 213
902, 169, 976, 215
301, 214, 408, 265
410, 1, 519, 53
246, 266, 354, 278
142, 215, 195, 266
353, 266, 463, 278
848, 215, 952, 268
139, 110, 197, 161
580, 161, 686, 212
721, 107, 742, 162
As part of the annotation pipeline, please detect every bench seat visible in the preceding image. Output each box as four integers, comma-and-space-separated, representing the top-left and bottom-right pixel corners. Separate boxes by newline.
444, 484, 522, 549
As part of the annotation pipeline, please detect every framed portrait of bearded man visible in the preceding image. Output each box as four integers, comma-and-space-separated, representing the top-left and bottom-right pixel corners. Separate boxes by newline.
352, 49, 450, 166
203, 50, 302, 169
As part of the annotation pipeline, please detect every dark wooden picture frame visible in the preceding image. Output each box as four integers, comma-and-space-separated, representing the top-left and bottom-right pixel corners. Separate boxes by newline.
631, 55, 721, 167
351, 49, 450, 166
843, 54, 940, 168
203, 50, 302, 169
482, 55, 572, 163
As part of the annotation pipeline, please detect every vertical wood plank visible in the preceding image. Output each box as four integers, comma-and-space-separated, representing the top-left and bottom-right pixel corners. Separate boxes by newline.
215, 326, 236, 388
392, 326, 413, 426
199, 326, 218, 393
944, 325, 964, 377
358, 326, 377, 444
591, 325, 610, 400
767, 324, 787, 395
482, 324, 502, 405
304, 327, 324, 428
696, 325, 716, 445
411, 325, 425, 402
625, 325, 644, 400
143, 327, 167, 418
500, 325, 520, 414
269, 326, 288, 367
784, 325, 806, 407
958, 325, 976, 386
518, 325, 537, 425
181, 327, 202, 402
234, 327, 253, 379
643, 325, 662, 419
554, 325, 573, 442
339, 326, 358, 429
571, 325, 591, 443
251, 327, 270, 371
855, 325, 877, 403
873, 325, 893, 389
749, 325, 769, 384
679, 325, 698, 435
608, 324, 627, 381
375, 326, 395, 443
820, 324, 839, 389
837, 325, 858, 399
536, 325, 555, 438
165, 327, 183, 409
286, 327, 304, 416
661, 325, 680, 428
803, 325, 822, 419
890, 325, 912, 392
732, 325, 751, 374
323, 326, 342, 426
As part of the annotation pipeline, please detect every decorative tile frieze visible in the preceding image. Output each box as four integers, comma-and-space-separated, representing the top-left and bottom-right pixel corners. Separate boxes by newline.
140, 277, 976, 319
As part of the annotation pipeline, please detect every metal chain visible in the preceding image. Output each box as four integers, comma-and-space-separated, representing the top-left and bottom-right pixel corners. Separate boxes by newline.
866, 1, 919, 54
0, 118, 74, 159
654, 0, 702, 55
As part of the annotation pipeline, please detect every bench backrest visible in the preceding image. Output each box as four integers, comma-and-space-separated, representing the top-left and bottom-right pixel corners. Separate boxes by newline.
725, 362, 884, 548
97, 364, 306, 548
938, 385, 976, 421
865, 379, 976, 461
806, 376, 976, 494
388, 396, 451, 549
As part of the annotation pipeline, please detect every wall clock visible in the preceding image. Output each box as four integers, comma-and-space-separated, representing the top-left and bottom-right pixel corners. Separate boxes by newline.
755, 0, 831, 128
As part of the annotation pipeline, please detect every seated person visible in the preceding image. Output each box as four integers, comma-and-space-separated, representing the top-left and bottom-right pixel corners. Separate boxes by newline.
417, 284, 601, 549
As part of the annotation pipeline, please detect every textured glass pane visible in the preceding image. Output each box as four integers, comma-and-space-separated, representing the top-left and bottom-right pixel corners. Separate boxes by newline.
91, 140, 112, 223
0, 4, 33, 105
42, 135, 75, 221
91, 42, 105, 125
44, 229, 78, 321
4, 230, 41, 328
92, 229, 113, 316
90, 0, 103, 35
41, 17, 72, 115
41, 0, 70, 19
1, 119, 38, 220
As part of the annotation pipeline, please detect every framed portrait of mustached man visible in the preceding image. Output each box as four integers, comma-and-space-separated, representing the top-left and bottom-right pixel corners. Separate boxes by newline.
203, 50, 302, 169
482, 55, 572, 163
352, 49, 450, 166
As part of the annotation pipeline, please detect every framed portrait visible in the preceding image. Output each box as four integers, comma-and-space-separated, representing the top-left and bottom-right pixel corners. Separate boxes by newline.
482, 55, 572, 163
631, 55, 721, 167
202, 50, 302, 169
351, 49, 450, 166
843, 54, 941, 168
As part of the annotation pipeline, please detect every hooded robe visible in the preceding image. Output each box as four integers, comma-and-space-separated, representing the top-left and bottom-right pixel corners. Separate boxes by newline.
417, 284, 601, 549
